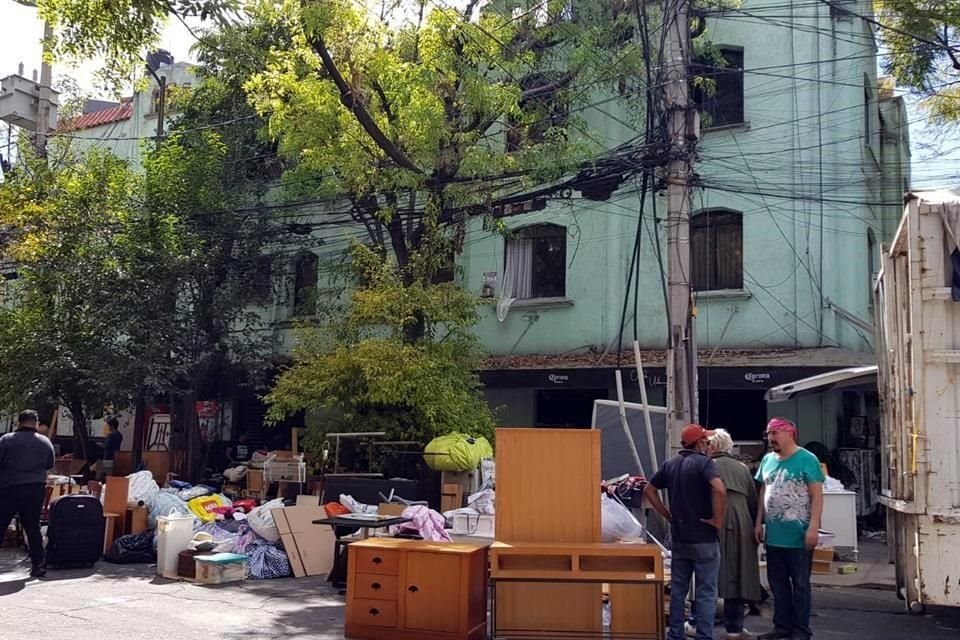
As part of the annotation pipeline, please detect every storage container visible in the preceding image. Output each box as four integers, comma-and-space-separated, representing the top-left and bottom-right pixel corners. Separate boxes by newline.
156, 512, 196, 579
195, 553, 248, 585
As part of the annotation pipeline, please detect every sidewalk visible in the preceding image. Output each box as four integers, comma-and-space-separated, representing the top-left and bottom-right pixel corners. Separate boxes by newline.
810, 539, 895, 590
0, 549, 347, 640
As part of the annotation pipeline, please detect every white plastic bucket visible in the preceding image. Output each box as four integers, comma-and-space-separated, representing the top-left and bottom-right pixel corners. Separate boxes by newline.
157, 513, 195, 579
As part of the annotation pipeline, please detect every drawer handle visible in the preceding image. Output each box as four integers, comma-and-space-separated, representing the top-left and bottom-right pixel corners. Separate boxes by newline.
408, 585, 419, 593
371, 582, 381, 590
372, 556, 383, 565
369, 608, 380, 616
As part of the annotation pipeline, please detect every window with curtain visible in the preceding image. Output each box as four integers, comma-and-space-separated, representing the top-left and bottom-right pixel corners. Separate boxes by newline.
691, 210, 743, 291
497, 224, 566, 320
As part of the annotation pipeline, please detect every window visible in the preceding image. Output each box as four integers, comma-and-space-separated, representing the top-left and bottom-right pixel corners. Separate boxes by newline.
250, 255, 274, 303
692, 48, 745, 128
292, 252, 318, 317
867, 228, 877, 295
501, 223, 567, 302
691, 209, 743, 291
506, 73, 569, 151
149, 89, 161, 115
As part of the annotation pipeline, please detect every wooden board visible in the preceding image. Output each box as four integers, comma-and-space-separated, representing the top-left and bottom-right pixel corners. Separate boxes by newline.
493, 428, 603, 636
127, 506, 148, 535
142, 451, 170, 484
494, 428, 601, 543
608, 583, 664, 638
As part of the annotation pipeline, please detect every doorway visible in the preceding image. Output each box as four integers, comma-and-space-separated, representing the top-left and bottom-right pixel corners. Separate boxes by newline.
535, 389, 609, 428
698, 389, 767, 441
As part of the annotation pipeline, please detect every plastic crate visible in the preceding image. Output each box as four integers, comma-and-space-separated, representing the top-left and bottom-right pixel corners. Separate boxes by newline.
195, 553, 248, 585
263, 454, 306, 484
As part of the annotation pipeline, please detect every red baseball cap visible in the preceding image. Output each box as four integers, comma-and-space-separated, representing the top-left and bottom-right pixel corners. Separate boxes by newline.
681, 424, 715, 447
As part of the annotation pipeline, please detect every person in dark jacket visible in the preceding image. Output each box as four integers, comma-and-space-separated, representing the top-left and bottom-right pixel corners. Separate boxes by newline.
644, 424, 727, 640
0, 409, 55, 576
99, 416, 122, 481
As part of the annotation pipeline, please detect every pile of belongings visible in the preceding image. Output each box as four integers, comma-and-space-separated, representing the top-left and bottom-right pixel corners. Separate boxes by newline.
103, 471, 291, 580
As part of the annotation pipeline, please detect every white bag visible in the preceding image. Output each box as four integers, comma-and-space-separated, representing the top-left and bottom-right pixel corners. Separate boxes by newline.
247, 498, 285, 543
127, 470, 160, 504
601, 493, 644, 542
466, 489, 495, 515
340, 494, 377, 514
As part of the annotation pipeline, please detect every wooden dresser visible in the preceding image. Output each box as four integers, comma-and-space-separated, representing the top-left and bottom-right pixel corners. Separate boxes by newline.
344, 538, 488, 640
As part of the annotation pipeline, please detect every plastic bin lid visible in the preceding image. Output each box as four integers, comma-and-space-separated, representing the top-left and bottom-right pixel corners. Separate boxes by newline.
194, 553, 248, 565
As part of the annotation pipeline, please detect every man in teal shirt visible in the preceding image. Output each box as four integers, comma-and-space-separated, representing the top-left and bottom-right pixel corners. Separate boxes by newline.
754, 417, 825, 640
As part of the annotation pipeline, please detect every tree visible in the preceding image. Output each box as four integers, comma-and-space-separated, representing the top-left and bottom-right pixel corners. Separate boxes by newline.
264, 242, 495, 453
135, 73, 308, 478
875, 0, 960, 125
236, 0, 648, 442
28, 0, 670, 450
0, 150, 174, 460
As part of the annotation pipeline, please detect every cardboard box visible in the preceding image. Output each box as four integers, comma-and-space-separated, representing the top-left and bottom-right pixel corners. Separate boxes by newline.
272, 503, 336, 578
378, 503, 406, 517
812, 547, 834, 574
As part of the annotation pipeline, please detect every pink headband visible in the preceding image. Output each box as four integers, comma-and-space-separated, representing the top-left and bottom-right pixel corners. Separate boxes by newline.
767, 417, 797, 434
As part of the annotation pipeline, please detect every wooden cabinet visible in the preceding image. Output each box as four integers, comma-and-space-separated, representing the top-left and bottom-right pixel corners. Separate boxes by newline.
345, 538, 488, 640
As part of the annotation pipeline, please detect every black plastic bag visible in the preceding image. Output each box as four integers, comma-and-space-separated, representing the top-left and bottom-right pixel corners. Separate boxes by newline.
104, 530, 157, 564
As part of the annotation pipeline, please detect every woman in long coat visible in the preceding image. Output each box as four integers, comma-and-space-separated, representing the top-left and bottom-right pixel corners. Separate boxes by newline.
709, 429, 762, 640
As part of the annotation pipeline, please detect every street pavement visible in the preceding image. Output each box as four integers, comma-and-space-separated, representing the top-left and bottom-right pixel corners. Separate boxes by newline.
2, 548, 960, 639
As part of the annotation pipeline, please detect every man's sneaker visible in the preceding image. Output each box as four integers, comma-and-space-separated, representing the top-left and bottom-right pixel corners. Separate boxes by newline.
684, 621, 697, 637
30, 564, 46, 578
726, 629, 758, 640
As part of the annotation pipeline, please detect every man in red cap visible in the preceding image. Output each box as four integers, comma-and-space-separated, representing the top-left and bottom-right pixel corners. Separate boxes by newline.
644, 424, 727, 640
754, 417, 825, 640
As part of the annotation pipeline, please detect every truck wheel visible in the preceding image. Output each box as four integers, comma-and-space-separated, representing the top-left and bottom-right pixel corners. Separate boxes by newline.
908, 600, 925, 615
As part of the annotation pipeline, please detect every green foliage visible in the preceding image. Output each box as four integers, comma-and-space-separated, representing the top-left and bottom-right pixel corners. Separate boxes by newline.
237, 0, 653, 444
37, 0, 238, 92
875, 0, 960, 124
265, 242, 494, 444
0, 149, 175, 454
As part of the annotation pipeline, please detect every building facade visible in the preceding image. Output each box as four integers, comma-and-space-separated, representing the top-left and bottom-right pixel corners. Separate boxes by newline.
461, 0, 909, 449
61, 1, 910, 454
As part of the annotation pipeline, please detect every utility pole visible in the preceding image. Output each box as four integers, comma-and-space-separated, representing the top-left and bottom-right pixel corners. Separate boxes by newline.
34, 19, 53, 157
663, 0, 699, 454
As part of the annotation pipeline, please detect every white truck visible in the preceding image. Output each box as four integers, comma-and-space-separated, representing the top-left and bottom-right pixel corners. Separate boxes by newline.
874, 192, 960, 614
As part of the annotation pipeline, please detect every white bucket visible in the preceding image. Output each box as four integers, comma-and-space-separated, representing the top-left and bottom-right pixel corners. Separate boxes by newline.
157, 513, 196, 579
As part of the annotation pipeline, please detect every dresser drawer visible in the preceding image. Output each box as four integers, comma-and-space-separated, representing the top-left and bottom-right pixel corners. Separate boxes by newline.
355, 573, 399, 600
348, 598, 398, 628
353, 547, 400, 575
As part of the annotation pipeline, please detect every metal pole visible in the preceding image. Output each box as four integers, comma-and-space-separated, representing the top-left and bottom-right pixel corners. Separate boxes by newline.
155, 75, 166, 144
664, 0, 698, 455
35, 20, 53, 157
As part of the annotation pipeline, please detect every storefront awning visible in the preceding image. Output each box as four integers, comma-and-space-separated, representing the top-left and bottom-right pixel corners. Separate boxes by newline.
764, 365, 878, 403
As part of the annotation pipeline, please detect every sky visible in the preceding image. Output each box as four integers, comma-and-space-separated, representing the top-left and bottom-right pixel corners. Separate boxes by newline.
0, 1, 957, 189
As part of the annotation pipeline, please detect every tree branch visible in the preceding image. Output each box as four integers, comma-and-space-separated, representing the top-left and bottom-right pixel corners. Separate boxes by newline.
371, 79, 396, 123
521, 71, 577, 101
308, 33, 423, 174
940, 29, 960, 70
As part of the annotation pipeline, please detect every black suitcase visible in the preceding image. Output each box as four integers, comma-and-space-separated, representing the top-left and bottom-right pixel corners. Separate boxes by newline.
45, 494, 105, 569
